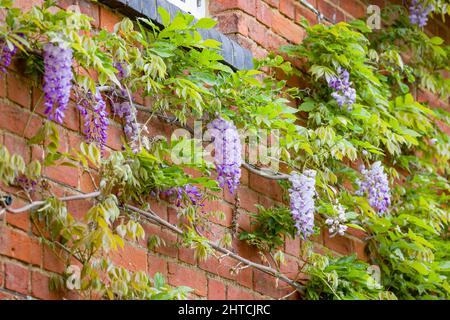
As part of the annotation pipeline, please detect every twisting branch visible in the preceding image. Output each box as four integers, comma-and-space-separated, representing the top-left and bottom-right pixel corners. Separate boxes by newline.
1, 191, 101, 215
125, 204, 306, 295
1, 190, 305, 294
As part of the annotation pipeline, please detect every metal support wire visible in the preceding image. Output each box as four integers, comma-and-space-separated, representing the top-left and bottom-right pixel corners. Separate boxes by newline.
297, 0, 334, 24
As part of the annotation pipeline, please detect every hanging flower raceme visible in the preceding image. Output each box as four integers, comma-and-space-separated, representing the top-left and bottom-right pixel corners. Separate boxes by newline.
356, 161, 391, 214
289, 170, 317, 239
409, 0, 434, 27
166, 184, 204, 208
325, 203, 348, 237
207, 116, 242, 194
327, 67, 356, 111
0, 40, 17, 73
76, 90, 109, 151
43, 42, 73, 124
111, 100, 145, 153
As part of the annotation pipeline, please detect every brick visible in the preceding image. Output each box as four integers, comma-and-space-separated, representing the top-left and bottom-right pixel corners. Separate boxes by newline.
43, 245, 66, 274
45, 164, 79, 188
323, 229, 353, 255
272, 12, 306, 43
215, 12, 249, 36
352, 239, 369, 261
31, 271, 60, 300
5, 262, 29, 295
80, 171, 100, 194
209, 0, 256, 17
61, 102, 80, 132
340, 0, 366, 18
5, 211, 31, 233
227, 285, 255, 300
0, 226, 41, 265
284, 237, 300, 257
0, 262, 4, 287
0, 72, 6, 97
247, 16, 268, 47
7, 73, 31, 109
263, 0, 279, 8
237, 211, 253, 233
249, 172, 283, 202
0, 103, 40, 137
66, 198, 93, 220
208, 278, 226, 300
279, 0, 295, 19
253, 269, 292, 298
99, 6, 121, 32
334, 7, 347, 23
179, 246, 197, 265
256, 1, 273, 27
154, 228, 178, 258
148, 254, 168, 277
105, 123, 123, 150
203, 200, 233, 227
237, 186, 259, 213
109, 244, 147, 272
168, 262, 207, 296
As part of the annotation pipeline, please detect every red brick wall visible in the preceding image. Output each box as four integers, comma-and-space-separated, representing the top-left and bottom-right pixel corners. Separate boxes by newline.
0, 0, 447, 300
212, 0, 450, 58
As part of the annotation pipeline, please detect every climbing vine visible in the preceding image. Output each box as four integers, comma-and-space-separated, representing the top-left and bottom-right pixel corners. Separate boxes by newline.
0, 0, 448, 300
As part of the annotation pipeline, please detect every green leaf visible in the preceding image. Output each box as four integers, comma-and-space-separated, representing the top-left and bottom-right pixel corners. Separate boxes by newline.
429, 36, 444, 45
193, 18, 217, 29
158, 6, 171, 27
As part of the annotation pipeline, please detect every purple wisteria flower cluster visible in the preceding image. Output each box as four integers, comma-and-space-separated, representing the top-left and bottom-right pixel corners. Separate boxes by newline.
409, 0, 434, 28
0, 40, 17, 73
325, 203, 348, 237
356, 161, 391, 214
166, 184, 204, 208
112, 101, 144, 153
207, 117, 242, 194
43, 43, 73, 124
15, 174, 37, 194
289, 170, 317, 239
327, 67, 356, 111
77, 90, 109, 151
113, 61, 129, 79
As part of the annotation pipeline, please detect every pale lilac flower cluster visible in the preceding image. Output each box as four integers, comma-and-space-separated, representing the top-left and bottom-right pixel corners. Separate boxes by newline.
166, 184, 204, 207
327, 67, 356, 111
77, 90, 109, 151
409, 0, 434, 28
207, 117, 242, 194
356, 161, 391, 214
43, 43, 73, 124
289, 170, 317, 239
325, 203, 348, 237
0, 40, 17, 73
111, 101, 144, 153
